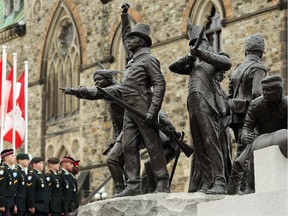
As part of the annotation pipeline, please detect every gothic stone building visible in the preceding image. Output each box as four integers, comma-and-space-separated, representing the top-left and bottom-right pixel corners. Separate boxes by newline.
0, 0, 286, 199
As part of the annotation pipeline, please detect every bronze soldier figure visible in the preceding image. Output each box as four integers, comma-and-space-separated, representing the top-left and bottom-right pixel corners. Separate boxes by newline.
169, 22, 232, 194
61, 69, 126, 194
228, 34, 267, 157
114, 3, 170, 197
0, 149, 16, 216
227, 75, 287, 195
14, 153, 30, 216
61, 69, 183, 196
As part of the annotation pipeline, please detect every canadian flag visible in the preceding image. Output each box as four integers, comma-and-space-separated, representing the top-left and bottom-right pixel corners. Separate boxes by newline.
3, 71, 25, 149
0, 66, 13, 129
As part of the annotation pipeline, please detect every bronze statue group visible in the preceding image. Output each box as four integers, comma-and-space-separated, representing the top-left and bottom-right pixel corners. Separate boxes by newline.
63, 3, 287, 200
0, 150, 79, 216
0, 3, 286, 216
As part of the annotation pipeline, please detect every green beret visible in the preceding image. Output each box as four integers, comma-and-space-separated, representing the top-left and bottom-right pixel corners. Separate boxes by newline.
30, 157, 43, 164
16, 153, 30, 160
261, 75, 283, 89
47, 157, 60, 164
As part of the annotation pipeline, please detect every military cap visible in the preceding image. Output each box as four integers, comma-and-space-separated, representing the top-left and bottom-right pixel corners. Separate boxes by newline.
261, 75, 283, 89
127, 23, 152, 47
30, 157, 43, 164
61, 156, 76, 164
16, 153, 30, 160
245, 33, 265, 53
1, 149, 14, 159
47, 157, 60, 164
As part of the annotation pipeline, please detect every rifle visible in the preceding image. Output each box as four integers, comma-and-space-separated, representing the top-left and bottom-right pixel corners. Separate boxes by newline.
102, 142, 115, 155
96, 86, 194, 158
193, 26, 206, 51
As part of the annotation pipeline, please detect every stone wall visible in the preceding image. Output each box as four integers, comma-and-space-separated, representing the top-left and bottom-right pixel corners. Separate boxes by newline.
1, 0, 286, 198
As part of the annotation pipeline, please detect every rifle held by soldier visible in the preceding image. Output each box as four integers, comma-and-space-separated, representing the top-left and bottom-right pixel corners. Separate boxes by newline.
96, 86, 194, 158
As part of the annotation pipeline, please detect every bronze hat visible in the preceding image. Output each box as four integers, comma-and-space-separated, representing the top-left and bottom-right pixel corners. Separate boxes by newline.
245, 33, 265, 53
127, 23, 152, 47
187, 18, 208, 46
261, 75, 283, 89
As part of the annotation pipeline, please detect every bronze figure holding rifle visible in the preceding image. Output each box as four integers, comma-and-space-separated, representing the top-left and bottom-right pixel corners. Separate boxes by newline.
169, 19, 232, 194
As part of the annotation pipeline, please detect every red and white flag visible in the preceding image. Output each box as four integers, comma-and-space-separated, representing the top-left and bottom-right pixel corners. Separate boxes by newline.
3, 71, 25, 149
0, 67, 13, 127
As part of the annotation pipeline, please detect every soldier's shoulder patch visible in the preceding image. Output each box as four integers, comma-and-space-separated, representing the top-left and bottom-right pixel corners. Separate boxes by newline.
26, 182, 33, 187
46, 176, 50, 182
13, 171, 18, 178
27, 175, 33, 181
0, 169, 4, 176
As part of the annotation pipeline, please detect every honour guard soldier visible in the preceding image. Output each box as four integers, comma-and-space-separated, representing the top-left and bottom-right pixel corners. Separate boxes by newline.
46, 157, 62, 216
0, 149, 16, 216
71, 160, 80, 210
60, 156, 77, 216
14, 153, 30, 216
26, 157, 49, 216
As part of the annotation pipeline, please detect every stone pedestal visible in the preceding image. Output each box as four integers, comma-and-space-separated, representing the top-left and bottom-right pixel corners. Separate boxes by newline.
78, 192, 226, 216
254, 145, 287, 192
197, 146, 288, 216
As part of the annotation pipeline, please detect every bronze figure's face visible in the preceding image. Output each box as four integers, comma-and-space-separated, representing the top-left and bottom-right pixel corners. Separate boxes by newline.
94, 74, 110, 88
262, 87, 282, 104
126, 35, 144, 52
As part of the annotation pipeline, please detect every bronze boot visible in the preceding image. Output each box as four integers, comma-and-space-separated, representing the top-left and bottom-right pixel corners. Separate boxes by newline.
227, 175, 242, 195
113, 180, 142, 198
154, 179, 170, 193
205, 176, 227, 194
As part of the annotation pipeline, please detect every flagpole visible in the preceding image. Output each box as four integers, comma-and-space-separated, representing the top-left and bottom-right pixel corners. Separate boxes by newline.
24, 61, 28, 154
12, 53, 17, 153
0, 46, 7, 152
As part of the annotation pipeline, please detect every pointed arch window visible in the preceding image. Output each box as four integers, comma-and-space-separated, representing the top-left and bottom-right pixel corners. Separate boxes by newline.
43, 3, 81, 121
205, 6, 222, 52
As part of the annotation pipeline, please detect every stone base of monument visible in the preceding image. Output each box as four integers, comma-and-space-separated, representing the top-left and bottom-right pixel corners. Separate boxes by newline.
77, 192, 226, 216
198, 145, 288, 216
78, 146, 287, 216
